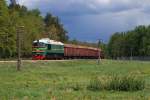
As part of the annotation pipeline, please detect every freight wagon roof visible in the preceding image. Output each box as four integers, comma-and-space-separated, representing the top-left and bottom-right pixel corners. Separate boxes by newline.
33, 38, 64, 45
64, 44, 101, 51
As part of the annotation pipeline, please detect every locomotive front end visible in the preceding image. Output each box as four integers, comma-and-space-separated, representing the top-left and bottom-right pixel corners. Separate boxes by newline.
32, 41, 47, 60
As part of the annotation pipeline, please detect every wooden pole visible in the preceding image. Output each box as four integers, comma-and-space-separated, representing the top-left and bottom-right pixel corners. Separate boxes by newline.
17, 26, 24, 71
97, 39, 101, 64
130, 48, 133, 60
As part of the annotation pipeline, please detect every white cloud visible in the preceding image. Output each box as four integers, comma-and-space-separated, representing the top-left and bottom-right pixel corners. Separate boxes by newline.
93, 0, 110, 5
16, 0, 150, 16
15, 0, 150, 41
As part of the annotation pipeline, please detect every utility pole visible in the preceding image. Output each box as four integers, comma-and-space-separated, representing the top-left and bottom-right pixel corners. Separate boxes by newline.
130, 48, 133, 60
97, 39, 101, 64
16, 26, 24, 71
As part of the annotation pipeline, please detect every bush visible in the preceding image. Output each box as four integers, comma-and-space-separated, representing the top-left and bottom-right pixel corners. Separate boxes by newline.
87, 75, 145, 92
108, 75, 145, 91
87, 77, 103, 91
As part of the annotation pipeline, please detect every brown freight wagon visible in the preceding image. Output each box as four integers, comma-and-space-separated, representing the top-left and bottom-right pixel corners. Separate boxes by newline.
64, 44, 101, 59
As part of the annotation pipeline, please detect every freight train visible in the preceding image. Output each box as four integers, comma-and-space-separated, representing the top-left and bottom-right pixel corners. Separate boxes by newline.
32, 38, 103, 60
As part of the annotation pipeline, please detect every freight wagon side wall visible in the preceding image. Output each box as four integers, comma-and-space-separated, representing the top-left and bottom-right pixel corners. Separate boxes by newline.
64, 44, 101, 58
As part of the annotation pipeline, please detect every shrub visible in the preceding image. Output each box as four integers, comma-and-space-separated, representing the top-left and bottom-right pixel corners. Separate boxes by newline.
87, 77, 103, 91
108, 75, 145, 91
107, 75, 121, 91
87, 75, 145, 92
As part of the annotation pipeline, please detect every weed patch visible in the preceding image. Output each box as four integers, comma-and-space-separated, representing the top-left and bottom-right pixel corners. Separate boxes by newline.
87, 75, 145, 91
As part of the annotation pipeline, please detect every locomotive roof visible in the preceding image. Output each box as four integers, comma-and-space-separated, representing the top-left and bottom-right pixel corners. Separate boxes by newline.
33, 38, 64, 45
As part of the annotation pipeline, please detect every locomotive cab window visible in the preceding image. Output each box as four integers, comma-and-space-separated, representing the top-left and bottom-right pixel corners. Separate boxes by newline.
33, 42, 46, 47
39, 42, 46, 47
33, 43, 38, 46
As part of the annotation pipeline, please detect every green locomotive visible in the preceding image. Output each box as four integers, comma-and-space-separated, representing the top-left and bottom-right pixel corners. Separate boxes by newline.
32, 38, 64, 60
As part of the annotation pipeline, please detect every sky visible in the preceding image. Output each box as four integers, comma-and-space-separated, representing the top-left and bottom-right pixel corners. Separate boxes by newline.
9, 0, 150, 42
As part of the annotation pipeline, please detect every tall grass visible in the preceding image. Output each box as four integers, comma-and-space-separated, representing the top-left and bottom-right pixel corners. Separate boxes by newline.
87, 75, 145, 91
108, 75, 145, 91
87, 77, 103, 91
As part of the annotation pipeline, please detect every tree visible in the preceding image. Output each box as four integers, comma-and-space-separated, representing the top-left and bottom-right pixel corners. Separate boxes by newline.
108, 33, 125, 58
0, 0, 15, 58
107, 25, 150, 58
0, 0, 69, 58
9, 6, 44, 56
44, 13, 68, 42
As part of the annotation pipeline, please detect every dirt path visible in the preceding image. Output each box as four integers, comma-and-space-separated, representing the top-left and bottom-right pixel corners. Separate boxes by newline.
0, 60, 72, 63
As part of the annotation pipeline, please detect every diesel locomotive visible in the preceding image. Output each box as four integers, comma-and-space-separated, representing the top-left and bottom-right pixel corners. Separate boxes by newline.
32, 38, 102, 60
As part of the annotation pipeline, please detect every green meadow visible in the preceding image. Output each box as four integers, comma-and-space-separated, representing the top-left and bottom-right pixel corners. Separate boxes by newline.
0, 60, 150, 100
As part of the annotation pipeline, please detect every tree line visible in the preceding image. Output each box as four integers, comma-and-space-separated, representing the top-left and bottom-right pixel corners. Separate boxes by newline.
107, 25, 150, 59
0, 0, 68, 58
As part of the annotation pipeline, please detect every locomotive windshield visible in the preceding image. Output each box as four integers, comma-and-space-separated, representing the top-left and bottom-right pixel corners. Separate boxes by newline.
32, 42, 47, 60
33, 42, 46, 47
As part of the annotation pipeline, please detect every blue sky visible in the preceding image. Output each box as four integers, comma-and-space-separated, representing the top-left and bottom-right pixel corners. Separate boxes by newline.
9, 0, 150, 42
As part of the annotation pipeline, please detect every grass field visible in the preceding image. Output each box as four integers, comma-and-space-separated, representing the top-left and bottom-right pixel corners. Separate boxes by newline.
0, 60, 150, 100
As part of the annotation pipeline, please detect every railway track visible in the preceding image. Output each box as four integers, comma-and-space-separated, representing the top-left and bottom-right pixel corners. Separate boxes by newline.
0, 60, 72, 63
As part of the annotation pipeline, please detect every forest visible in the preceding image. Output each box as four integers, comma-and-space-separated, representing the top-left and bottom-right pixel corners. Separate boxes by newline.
0, 0, 68, 58
107, 25, 150, 58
